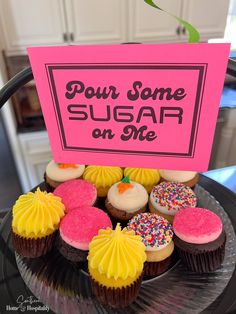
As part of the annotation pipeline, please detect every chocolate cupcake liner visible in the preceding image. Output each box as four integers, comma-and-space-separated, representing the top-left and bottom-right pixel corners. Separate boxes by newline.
144, 254, 172, 276
96, 197, 106, 210
12, 230, 56, 258
160, 173, 199, 188
43, 172, 55, 193
92, 197, 99, 208
105, 198, 146, 222
90, 275, 143, 309
44, 172, 84, 193
57, 235, 88, 263
175, 233, 226, 273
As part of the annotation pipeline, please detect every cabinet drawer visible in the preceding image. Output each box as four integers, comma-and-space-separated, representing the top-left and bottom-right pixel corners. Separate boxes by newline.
18, 131, 51, 155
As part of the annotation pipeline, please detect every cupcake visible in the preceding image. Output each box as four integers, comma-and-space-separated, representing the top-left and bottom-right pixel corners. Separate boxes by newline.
88, 224, 146, 308
149, 182, 197, 223
54, 179, 97, 213
173, 207, 226, 273
128, 213, 174, 276
58, 206, 112, 262
124, 168, 160, 193
159, 170, 199, 188
44, 160, 85, 192
12, 188, 65, 258
105, 177, 148, 221
83, 166, 123, 197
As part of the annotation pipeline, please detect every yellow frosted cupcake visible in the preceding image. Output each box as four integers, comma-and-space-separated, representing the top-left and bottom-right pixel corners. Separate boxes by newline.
124, 168, 160, 193
12, 188, 65, 258
83, 165, 123, 197
88, 224, 146, 308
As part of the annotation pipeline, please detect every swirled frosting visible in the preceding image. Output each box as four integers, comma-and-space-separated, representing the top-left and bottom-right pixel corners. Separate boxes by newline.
124, 168, 160, 193
88, 224, 146, 287
83, 166, 123, 197
12, 188, 65, 238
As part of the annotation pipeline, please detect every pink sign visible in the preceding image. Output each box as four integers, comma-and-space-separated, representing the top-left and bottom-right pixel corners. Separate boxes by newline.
28, 43, 230, 171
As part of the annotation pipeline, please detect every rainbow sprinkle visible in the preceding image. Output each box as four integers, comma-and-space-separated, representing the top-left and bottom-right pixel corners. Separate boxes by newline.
127, 213, 173, 248
151, 182, 197, 211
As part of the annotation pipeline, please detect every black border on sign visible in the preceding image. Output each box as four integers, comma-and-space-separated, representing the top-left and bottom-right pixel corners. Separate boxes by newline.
46, 63, 207, 157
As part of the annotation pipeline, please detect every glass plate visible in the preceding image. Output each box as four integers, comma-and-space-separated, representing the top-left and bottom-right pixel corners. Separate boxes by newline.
15, 185, 236, 314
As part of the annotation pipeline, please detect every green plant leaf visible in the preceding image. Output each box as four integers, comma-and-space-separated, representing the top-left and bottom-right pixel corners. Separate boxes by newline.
144, 0, 200, 43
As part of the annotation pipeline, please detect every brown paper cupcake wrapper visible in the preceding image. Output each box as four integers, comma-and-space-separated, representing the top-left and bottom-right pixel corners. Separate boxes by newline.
176, 238, 226, 273
12, 230, 56, 258
144, 255, 172, 276
43, 172, 55, 192
44, 172, 84, 193
57, 235, 88, 262
160, 173, 199, 188
90, 275, 143, 309
105, 198, 146, 221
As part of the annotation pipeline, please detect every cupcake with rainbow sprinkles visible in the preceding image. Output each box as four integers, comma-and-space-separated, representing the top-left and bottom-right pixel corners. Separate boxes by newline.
128, 213, 174, 276
149, 182, 197, 223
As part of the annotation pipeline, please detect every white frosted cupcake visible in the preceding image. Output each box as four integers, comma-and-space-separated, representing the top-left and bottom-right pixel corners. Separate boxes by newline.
44, 160, 85, 191
105, 177, 148, 221
159, 170, 199, 188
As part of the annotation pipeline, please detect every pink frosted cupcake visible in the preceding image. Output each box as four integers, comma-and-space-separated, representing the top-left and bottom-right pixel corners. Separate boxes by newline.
54, 179, 97, 213
173, 207, 226, 273
58, 206, 112, 262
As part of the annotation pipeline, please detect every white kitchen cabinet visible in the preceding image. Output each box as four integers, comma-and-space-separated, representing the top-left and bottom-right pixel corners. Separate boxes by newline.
129, 0, 230, 43
182, 0, 230, 41
18, 131, 52, 191
128, 0, 182, 43
0, 0, 66, 54
66, 0, 127, 44
0, 0, 230, 55
0, 0, 231, 193
0, 0, 128, 54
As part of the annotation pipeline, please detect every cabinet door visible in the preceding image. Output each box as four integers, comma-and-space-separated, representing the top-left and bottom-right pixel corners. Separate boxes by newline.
26, 153, 52, 189
18, 131, 52, 190
0, 0, 66, 53
182, 0, 230, 41
66, 0, 127, 44
129, 0, 182, 43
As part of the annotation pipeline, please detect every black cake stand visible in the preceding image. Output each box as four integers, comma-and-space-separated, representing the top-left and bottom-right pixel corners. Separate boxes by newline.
0, 176, 236, 314
0, 59, 236, 314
